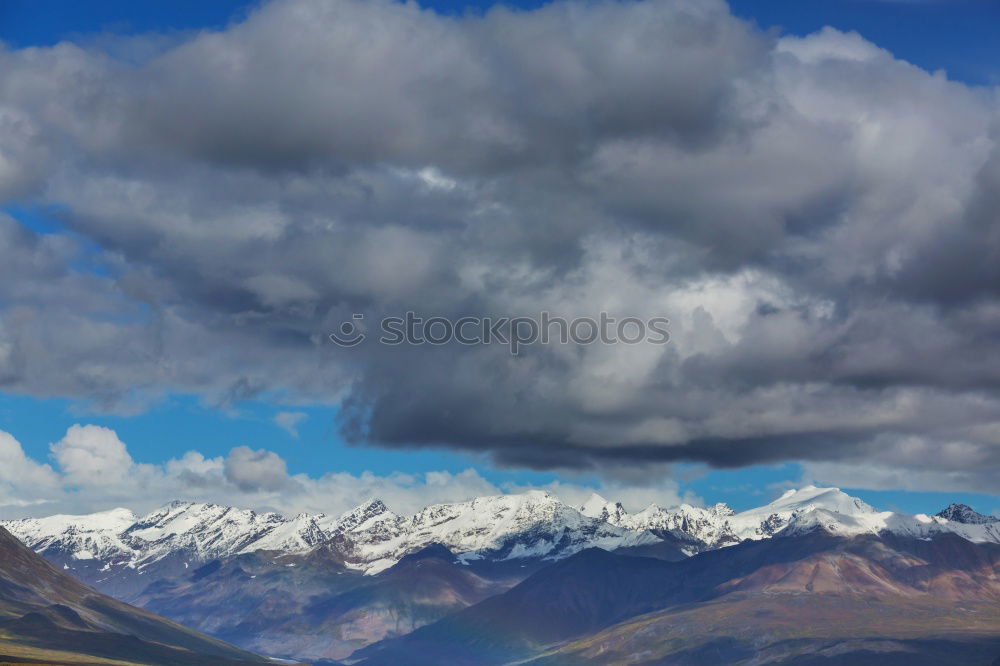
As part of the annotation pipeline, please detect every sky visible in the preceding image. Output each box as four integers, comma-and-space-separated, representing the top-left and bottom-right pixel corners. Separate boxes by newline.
1, 0, 999, 519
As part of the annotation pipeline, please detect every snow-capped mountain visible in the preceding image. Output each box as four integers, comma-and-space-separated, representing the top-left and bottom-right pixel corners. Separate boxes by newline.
121, 501, 324, 563
579, 486, 884, 551
578, 493, 630, 525
348, 490, 658, 574
0, 490, 658, 577
3, 486, 998, 582
730, 487, 1000, 545
7, 501, 329, 570
623, 502, 739, 550
3, 507, 138, 563
576, 485, 1000, 550
331, 498, 398, 535
726, 485, 879, 540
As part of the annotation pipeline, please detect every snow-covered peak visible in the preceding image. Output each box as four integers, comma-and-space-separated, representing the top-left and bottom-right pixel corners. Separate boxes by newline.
710, 502, 736, 517
619, 502, 739, 549
129, 502, 267, 540
4, 507, 137, 536
351, 498, 391, 516
729, 488, 1000, 545
579, 493, 610, 517
779, 507, 882, 538
401, 491, 572, 540
935, 503, 998, 525
1, 507, 138, 561
727, 486, 877, 542
124, 501, 292, 563
762, 486, 876, 516
332, 498, 400, 536
774, 503, 1000, 546
343, 490, 656, 574
7, 492, 653, 577
336, 498, 390, 521
578, 493, 629, 525
247, 513, 329, 553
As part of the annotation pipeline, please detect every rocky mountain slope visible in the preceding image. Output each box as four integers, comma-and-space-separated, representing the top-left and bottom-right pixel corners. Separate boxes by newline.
527, 531, 1000, 665
354, 531, 1000, 665
0, 525, 269, 666
129, 543, 521, 663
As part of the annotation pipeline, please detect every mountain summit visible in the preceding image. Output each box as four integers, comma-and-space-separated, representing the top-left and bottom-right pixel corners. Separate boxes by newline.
936, 503, 999, 525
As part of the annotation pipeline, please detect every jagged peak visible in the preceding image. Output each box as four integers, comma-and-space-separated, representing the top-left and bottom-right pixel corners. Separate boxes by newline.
163, 499, 209, 511
935, 503, 997, 525
340, 497, 390, 518
358, 497, 389, 512
333, 498, 397, 535
711, 502, 736, 517
137, 501, 267, 524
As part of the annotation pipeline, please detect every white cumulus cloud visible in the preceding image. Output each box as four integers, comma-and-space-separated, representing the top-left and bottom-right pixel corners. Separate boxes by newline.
0, 425, 690, 519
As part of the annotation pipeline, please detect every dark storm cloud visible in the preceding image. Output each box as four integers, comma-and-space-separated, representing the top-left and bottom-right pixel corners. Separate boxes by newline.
886, 137, 1000, 306
1, 0, 1000, 490
130, 0, 766, 171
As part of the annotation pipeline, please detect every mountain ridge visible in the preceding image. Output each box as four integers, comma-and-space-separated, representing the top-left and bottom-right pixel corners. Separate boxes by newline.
4, 486, 998, 579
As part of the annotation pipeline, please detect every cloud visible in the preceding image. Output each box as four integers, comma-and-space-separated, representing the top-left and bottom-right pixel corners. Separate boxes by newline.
51, 424, 134, 486
274, 411, 307, 437
800, 432, 1000, 495
0, 431, 59, 491
224, 445, 294, 492
0, 426, 688, 518
0, 0, 998, 489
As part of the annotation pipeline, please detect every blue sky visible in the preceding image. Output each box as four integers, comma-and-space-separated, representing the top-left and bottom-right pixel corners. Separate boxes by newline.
1, 0, 998, 518
3, 0, 1000, 85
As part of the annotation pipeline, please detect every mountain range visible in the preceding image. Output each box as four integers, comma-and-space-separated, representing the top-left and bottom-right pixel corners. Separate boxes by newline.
3, 486, 999, 664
